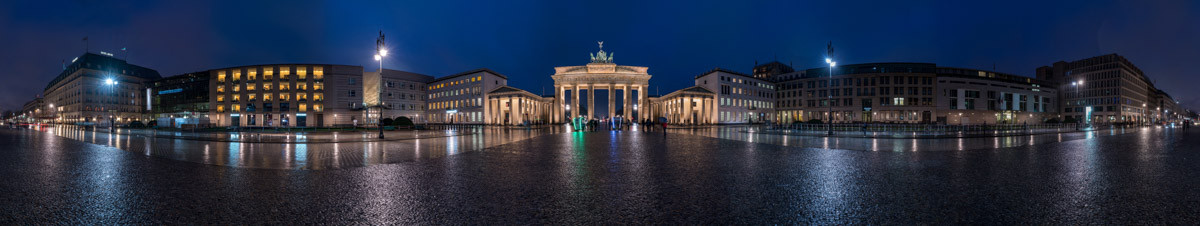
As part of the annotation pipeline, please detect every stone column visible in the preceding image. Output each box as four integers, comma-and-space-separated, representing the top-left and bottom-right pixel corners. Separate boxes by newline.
710, 96, 718, 124
572, 84, 580, 120
623, 84, 632, 119
684, 96, 693, 125
639, 85, 647, 121
516, 97, 523, 124
608, 83, 616, 119
553, 85, 561, 123
587, 83, 595, 119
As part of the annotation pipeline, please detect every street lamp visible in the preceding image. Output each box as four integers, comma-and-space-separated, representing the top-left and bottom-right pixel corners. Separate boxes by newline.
373, 31, 387, 139
104, 78, 118, 132
825, 58, 836, 136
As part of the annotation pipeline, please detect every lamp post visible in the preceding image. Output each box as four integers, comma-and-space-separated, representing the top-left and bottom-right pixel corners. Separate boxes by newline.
825, 58, 836, 136
373, 31, 388, 139
105, 78, 118, 132
824, 41, 836, 136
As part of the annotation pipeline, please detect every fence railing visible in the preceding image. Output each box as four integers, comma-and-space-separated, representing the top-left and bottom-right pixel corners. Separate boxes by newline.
761, 123, 1144, 136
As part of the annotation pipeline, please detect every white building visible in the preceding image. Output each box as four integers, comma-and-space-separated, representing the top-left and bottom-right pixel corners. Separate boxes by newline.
694, 68, 776, 124
42, 52, 161, 125
425, 68, 507, 124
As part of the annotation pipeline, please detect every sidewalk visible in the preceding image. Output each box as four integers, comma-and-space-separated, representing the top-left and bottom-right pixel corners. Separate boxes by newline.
49, 125, 475, 143
749, 126, 1148, 139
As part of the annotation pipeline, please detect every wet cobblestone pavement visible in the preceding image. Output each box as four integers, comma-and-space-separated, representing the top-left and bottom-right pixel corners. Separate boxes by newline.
1, 126, 1198, 224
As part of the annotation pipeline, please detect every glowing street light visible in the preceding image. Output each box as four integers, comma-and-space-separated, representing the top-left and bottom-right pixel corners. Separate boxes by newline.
824, 41, 836, 136
373, 31, 387, 139
103, 78, 117, 132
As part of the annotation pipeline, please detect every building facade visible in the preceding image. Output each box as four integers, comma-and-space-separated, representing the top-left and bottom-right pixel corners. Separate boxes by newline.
646, 86, 717, 125
209, 64, 363, 127
363, 69, 434, 124
551, 45, 651, 123
24, 49, 1191, 128
935, 67, 1057, 124
770, 63, 1056, 125
42, 52, 161, 125
772, 63, 936, 123
752, 61, 795, 80
1037, 54, 1153, 124
425, 68, 507, 124
485, 86, 553, 125
695, 68, 775, 124
150, 71, 211, 128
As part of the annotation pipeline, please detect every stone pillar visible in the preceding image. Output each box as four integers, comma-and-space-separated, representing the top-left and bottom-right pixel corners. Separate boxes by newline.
553, 85, 561, 123
639, 85, 647, 121
608, 83, 616, 119
516, 97, 523, 124
623, 84, 632, 119
684, 96, 693, 125
710, 96, 718, 124
587, 83, 595, 119
572, 84, 580, 120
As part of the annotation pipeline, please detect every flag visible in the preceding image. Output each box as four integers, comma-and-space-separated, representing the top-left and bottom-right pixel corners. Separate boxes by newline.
82, 36, 87, 41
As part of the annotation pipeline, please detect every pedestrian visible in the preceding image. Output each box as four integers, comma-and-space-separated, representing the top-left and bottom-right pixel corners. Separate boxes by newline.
662, 121, 668, 135
861, 123, 867, 136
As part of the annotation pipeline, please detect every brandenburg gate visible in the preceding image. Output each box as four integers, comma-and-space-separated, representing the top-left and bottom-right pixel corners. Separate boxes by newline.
551, 42, 651, 123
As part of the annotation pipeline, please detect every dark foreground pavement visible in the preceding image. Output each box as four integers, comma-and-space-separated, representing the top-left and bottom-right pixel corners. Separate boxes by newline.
1, 127, 1198, 224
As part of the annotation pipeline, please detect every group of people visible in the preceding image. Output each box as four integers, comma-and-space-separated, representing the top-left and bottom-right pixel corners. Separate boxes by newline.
574, 117, 668, 134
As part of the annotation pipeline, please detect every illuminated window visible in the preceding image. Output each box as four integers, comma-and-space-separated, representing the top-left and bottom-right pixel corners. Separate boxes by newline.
233, 71, 241, 81
281, 67, 290, 79
232, 95, 240, 102
279, 82, 289, 90
297, 93, 307, 101
217, 85, 225, 93
246, 83, 256, 91
263, 67, 274, 76
299, 104, 307, 112
232, 104, 241, 112
248, 70, 257, 80
218, 71, 226, 82
279, 93, 289, 101
313, 104, 323, 112
313, 93, 323, 101
263, 83, 272, 91
263, 94, 272, 101
298, 67, 307, 79
217, 105, 225, 112
232, 85, 240, 92
313, 82, 323, 90
298, 83, 307, 90
248, 93, 257, 101
314, 67, 324, 79
217, 95, 224, 102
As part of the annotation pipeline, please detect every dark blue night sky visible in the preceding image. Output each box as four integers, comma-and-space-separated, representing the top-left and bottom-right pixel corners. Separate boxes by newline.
1, 0, 1197, 111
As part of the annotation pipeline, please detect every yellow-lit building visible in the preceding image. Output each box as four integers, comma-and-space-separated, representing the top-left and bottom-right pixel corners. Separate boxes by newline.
209, 64, 363, 127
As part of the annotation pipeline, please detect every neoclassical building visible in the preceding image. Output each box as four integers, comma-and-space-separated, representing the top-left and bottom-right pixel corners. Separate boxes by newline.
646, 86, 717, 125
485, 86, 553, 125
551, 42, 651, 123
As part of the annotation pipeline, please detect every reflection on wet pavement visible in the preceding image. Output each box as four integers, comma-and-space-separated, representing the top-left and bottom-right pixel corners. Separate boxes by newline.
667, 125, 1154, 151
14, 123, 1180, 171
30, 125, 570, 170
1, 124, 1198, 224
